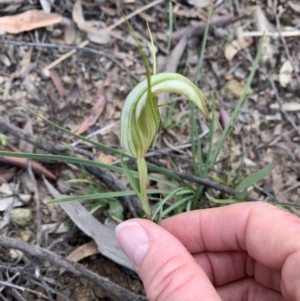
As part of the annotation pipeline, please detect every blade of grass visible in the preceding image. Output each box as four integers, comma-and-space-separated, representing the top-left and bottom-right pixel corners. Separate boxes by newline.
210, 35, 265, 166
236, 163, 275, 191
191, 6, 213, 205
121, 156, 141, 195
162, 195, 193, 216
47, 188, 172, 204
167, 2, 173, 55
195, 92, 216, 201
191, 5, 213, 178
162, 1, 174, 127
151, 187, 182, 221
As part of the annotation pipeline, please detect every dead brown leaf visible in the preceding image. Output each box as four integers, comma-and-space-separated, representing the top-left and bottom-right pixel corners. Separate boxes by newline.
76, 95, 107, 135
72, 0, 111, 44
40, 60, 64, 97
225, 29, 253, 61
98, 153, 116, 165
0, 9, 63, 34
226, 79, 253, 98
60, 241, 99, 275
49, 70, 65, 97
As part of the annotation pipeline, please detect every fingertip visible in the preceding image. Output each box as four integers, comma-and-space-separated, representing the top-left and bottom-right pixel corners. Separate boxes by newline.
116, 219, 221, 301
115, 220, 150, 269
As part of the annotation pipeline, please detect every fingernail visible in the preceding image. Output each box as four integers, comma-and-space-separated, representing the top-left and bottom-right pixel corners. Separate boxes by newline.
116, 221, 150, 269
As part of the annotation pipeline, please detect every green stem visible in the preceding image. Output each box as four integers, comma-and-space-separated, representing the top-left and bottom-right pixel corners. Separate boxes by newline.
137, 157, 151, 220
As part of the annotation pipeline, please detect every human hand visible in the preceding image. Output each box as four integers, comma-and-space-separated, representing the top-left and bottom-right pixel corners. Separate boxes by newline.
116, 202, 300, 300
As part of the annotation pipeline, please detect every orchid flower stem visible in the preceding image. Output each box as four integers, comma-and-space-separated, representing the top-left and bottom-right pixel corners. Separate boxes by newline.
137, 157, 151, 220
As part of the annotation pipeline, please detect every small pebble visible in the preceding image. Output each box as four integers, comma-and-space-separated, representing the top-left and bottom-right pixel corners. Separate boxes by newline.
11, 209, 32, 227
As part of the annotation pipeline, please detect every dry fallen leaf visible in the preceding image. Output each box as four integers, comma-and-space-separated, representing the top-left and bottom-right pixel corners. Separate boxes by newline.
279, 60, 293, 88
0, 9, 63, 34
44, 179, 133, 270
225, 29, 253, 61
76, 95, 107, 135
72, 0, 111, 44
98, 153, 116, 165
39, 60, 64, 97
226, 79, 253, 98
59, 241, 99, 274
282, 102, 300, 112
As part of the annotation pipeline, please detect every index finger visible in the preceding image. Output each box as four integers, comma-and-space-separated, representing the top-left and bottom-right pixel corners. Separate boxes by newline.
161, 202, 300, 271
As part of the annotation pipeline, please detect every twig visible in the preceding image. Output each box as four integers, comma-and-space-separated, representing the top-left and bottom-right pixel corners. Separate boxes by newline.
0, 121, 141, 217
0, 236, 146, 301
174, 172, 258, 202
241, 31, 300, 38
107, 0, 164, 31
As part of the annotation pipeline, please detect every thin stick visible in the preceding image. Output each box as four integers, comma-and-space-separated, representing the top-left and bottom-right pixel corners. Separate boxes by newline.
43, 40, 89, 71
174, 172, 258, 202
241, 31, 300, 38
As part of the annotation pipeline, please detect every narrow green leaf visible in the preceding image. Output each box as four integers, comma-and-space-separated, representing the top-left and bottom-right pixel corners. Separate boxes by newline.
152, 188, 182, 221
0, 132, 6, 146
47, 189, 173, 204
162, 196, 193, 216
121, 156, 140, 194
236, 163, 275, 191
211, 35, 265, 165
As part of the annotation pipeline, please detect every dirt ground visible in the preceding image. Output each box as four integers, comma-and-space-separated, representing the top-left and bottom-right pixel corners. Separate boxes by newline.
0, 0, 300, 300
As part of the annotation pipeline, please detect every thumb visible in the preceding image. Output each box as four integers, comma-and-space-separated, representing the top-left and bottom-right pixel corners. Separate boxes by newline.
116, 219, 221, 301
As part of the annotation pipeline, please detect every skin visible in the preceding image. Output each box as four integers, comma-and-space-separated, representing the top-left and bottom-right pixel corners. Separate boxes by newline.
127, 202, 300, 300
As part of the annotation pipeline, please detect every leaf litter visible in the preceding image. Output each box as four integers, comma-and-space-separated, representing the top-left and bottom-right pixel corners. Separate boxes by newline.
0, 0, 300, 300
